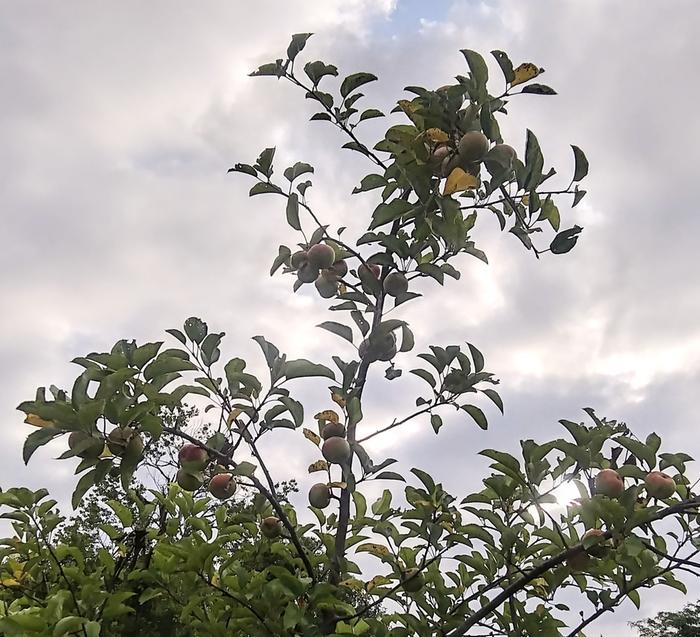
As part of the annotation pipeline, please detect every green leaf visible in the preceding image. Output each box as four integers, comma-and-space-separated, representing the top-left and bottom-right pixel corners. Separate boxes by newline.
353, 491, 367, 519
284, 162, 314, 182
347, 396, 363, 427
24, 428, 63, 464
468, 343, 485, 373
286, 193, 301, 230
550, 225, 583, 254
72, 469, 98, 509
461, 50, 489, 101
249, 182, 282, 196
131, 342, 163, 369
270, 245, 291, 276
358, 108, 385, 122
107, 499, 134, 527
340, 72, 378, 98
571, 145, 589, 182
304, 60, 338, 86
317, 321, 353, 344
284, 359, 336, 380
373, 471, 405, 482
462, 404, 488, 430
617, 436, 656, 469
85, 621, 101, 637
53, 616, 87, 637
249, 62, 283, 77
255, 148, 276, 178
410, 368, 436, 388
287, 33, 312, 61
143, 356, 197, 381
482, 388, 503, 414
431, 414, 443, 433
183, 317, 208, 344
352, 174, 386, 194
371, 489, 392, 515
491, 50, 515, 84
227, 162, 257, 176
521, 83, 557, 95
233, 461, 256, 477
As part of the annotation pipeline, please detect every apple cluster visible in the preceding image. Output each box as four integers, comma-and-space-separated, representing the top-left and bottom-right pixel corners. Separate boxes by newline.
428, 129, 517, 180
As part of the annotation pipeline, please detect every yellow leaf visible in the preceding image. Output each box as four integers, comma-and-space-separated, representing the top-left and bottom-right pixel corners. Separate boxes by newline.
443, 167, 480, 196
0, 577, 21, 587
339, 578, 364, 591
99, 445, 112, 458
512, 62, 543, 87
24, 414, 55, 428
314, 410, 339, 424
302, 428, 321, 446
521, 194, 530, 206
308, 460, 329, 473
425, 128, 449, 143
211, 574, 221, 587
226, 408, 243, 428
356, 542, 391, 558
366, 575, 392, 592
331, 393, 346, 408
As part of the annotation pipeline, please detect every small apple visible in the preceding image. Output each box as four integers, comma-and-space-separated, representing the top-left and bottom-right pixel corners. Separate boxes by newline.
308, 483, 331, 509
401, 568, 425, 593
307, 243, 336, 269
178, 443, 209, 471
645, 471, 676, 499
322, 437, 352, 464
594, 468, 624, 498
297, 262, 320, 284
358, 263, 381, 280
329, 259, 348, 278
290, 250, 308, 269
457, 130, 489, 163
176, 468, 203, 491
260, 516, 282, 539
383, 272, 409, 297
315, 275, 339, 299
208, 473, 237, 500
107, 427, 143, 457
321, 422, 346, 440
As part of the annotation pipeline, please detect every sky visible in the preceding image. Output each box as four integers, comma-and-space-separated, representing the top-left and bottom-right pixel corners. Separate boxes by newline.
2, 0, 700, 634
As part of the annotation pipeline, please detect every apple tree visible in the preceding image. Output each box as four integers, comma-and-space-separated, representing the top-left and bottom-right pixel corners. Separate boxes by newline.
2, 33, 700, 637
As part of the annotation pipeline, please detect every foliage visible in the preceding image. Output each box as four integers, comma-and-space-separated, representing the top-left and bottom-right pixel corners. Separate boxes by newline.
2, 33, 698, 637
631, 600, 700, 637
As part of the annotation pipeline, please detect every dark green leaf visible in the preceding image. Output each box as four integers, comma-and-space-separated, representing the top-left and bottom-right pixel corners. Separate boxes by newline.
304, 60, 338, 86
571, 145, 589, 182
184, 317, 208, 344
550, 225, 583, 254
286, 193, 301, 230
462, 404, 488, 430
249, 62, 283, 77
270, 245, 291, 276
249, 182, 282, 196
340, 72, 378, 98
24, 429, 63, 465
227, 163, 257, 176
284, 162, 314, 182
482, 388, 503, 414
287, 33, 312, 61
358, 108, 385, 122
521, 83, 557, 95
284, 359, 336, 380
491, 50, 515, 84
317, 321, 353, 344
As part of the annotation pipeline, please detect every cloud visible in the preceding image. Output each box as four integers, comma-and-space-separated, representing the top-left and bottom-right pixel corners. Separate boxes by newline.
2, 1, 700, 634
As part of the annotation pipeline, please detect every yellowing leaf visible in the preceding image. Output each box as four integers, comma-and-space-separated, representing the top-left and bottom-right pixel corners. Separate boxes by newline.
308, 460, 329, 473
331, 393, 346, 408
366, 575, 392, 592
339, 578, 364, 591
302, 428, 321, 446
443, 167, 480, 196
512, 62, 543, 87
99, 445, 112, 458
328, 481, 347, 489
211, 574, 220, 587
25, 414, 55, 428
315, 410, 340, 424
0, 577, 21, 587
356, 542, 391, 558
226, 408, 243, 428
425, 128, 449, 143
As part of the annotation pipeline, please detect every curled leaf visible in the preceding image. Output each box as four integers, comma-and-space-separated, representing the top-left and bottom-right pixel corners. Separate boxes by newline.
443, 167, 480, 196
308, 460, 329, 473
303, 428, 321, 446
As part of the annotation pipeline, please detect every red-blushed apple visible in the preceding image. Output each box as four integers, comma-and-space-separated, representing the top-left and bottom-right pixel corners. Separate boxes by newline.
208, 473, 237, 500
645, 471, 676, 499
178, 443, 209, 471
401, 568, 425, 593
358, 263, 381, 280
176, 468, 203, 492
297, 262, 320, 284
321, 422, 346, 440
322, 437, 351, 464
260, 516, 282, 539
308, 483, 331, 509
306, 243, 335, 269
329, 259, 348, 279
594, 468, 624, 498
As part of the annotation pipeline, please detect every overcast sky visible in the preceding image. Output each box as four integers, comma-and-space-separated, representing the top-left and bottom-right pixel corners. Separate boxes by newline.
2, 1, 700, 634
